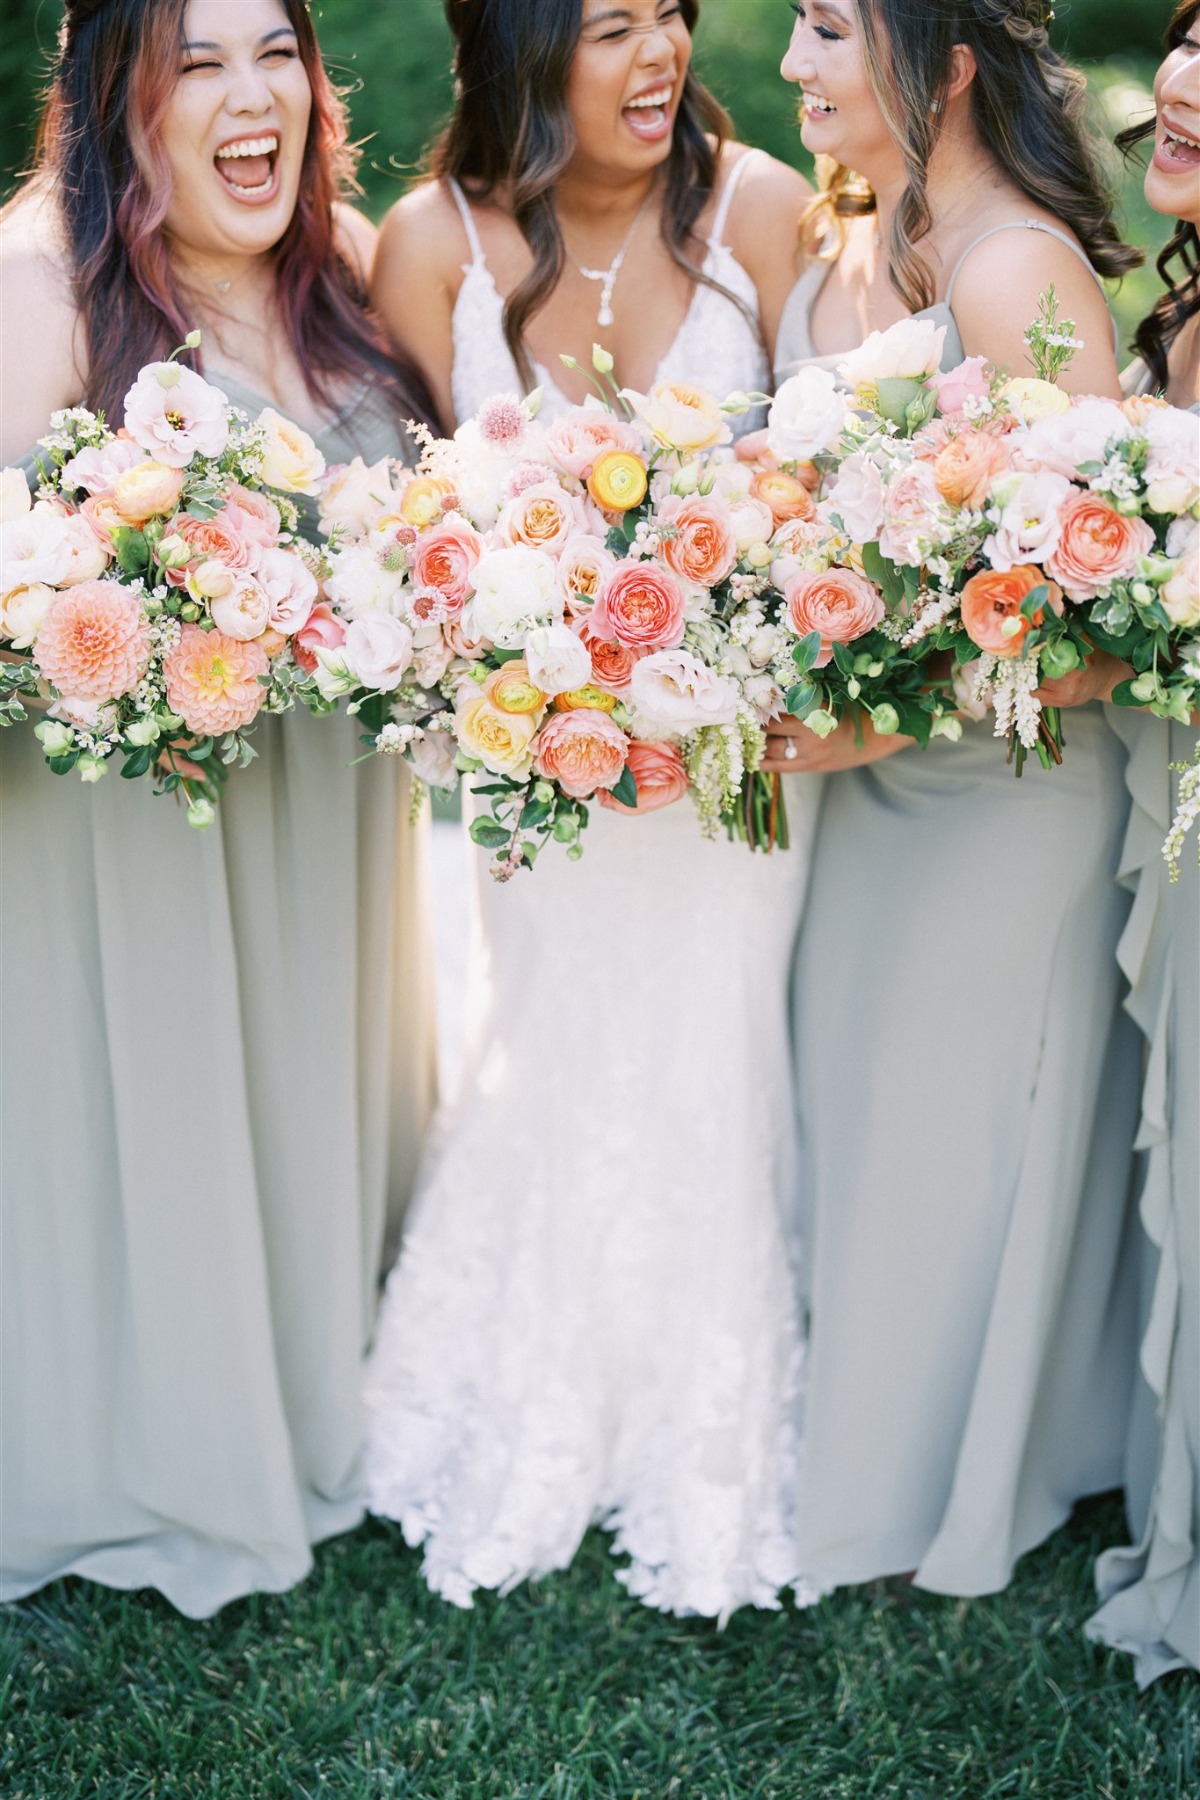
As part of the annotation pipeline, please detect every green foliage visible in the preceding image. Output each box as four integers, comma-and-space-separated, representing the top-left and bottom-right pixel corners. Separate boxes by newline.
1, 1497, 1197, 1797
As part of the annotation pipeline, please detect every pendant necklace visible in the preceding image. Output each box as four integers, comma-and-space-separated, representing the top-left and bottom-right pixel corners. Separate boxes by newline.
563, 186, 657, 329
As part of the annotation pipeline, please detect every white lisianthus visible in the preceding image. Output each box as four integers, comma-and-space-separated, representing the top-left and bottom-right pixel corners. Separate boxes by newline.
838, 318, 947, 386
0, 468, 31, 523
312, 646, 360, 701
0, 505, 76, 597
983, 469, 1074, 571
325, 544, 407, 619
343, 613, 415, 691
821, 453, 886, 541
628, 648, 740, 734
524, 622, 593, 695
464, 544, 559, 646
768, 367, 849, 461
0, 581, 55, 648
319, 456, 397, 536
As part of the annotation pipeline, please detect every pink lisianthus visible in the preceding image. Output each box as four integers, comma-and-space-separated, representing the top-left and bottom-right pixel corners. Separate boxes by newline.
292, 601, 346, 673
163, 624, 268, 734
33, 578, 150, 700
597, 739, 688, 814
591, 560, 687, 651
931, 356, 991, 416
533, 706, 629, 797
122, 364, 231, 468
878, 461, 943, 566
255, 547, 318, 633
59, 437, 146, 497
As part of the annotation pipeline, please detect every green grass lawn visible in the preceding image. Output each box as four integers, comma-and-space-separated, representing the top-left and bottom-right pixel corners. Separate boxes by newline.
2, 1494, 1195, 1799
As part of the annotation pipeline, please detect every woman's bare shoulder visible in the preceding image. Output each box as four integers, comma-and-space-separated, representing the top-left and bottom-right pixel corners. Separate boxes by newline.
333, 202, 380, 286
377, 178, 479, 273
717, 141, 814, 283
0, 189, 85, 458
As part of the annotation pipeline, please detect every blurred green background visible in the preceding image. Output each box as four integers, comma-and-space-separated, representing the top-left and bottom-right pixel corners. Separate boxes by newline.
0, 0, 1171, 343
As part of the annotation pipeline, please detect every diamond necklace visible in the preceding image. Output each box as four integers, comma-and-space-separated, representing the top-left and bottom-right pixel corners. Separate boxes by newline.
562, 186, 657, 328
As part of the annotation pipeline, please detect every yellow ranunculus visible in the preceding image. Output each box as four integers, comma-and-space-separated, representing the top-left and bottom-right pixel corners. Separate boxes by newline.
399, 475, 456, 528
483, 660, 548, 716
555, 684, 618, 714
587, 449, 648, 513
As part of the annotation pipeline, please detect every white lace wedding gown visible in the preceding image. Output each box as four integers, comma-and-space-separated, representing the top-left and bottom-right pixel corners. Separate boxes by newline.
363, 156, 824, 1621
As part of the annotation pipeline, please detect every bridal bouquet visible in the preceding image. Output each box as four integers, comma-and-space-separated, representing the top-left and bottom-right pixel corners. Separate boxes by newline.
317, 356, 853, 873
0, 341, 329, 827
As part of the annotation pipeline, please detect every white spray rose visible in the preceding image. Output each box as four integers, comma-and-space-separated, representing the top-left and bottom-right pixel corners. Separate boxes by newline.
464, 545, 559, 647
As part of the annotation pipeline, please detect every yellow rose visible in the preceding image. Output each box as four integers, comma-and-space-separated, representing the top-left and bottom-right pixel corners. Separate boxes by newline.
455, 692, 538, 776
587, 450, 648, 512
256, 407, 326, 495
482, 660, 547, 716
111, 460, 185, 525
998, 378, 1071, 425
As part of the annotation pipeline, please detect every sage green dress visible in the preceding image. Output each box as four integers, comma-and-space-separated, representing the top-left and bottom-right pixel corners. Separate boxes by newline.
0, 375, 436, 1617
775, 226, 1141, 1596
1084, 382, 1200, 1684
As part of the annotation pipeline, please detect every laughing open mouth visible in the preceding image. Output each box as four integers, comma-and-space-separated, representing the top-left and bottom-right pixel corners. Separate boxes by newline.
214, 134, 280, 199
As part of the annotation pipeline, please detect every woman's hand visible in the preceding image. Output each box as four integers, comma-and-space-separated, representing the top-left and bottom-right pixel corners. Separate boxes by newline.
1035, 648, 1130, 709
762, 711, 914, 774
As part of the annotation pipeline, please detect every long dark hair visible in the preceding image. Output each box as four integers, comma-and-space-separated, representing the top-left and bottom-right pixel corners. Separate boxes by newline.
1117, 0, 1200, 391
850, 0, 1141, 312
434, 0, 740, 388
20, 0, 437, 428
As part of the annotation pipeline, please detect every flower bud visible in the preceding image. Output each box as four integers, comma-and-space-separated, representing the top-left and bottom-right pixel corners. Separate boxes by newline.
1000, 616, 1024, 639
552, 813, 580, 844
157, 535, 192, 569
1130, 672, 1161, 703
746, 543, 772, 569
184, 330, 203, 349
124, 715, 162, 747
847, 677, 862, 700
534, 780, 556, 805
77, 753, 107, 783
155, 363, 183, 389
1130, 582, 1153, 606
867, 660, 885, 678
931, 713, 964, 742
35, 720, 75, 757
180, 601, 202, 623
187, 797, 217, 830
871, 703, 900, 736
804, 709, 838, 739
592, 345, 614, 375
1038, 639, 1079, 681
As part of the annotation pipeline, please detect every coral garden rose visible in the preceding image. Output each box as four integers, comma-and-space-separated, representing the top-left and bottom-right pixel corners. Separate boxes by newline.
598, 738, 688, 814
173, 509, 256, 575
587, 450, 649, 513
210, 574, 272, 642
627, 648, 739, 733
657, 495, 738, 587
624, 380, 731, 454
455, 691, 538, 776
256, 408, 326, 495
482, 660, 548, 716
1045, 492, 1155, 601
411, 516, 482, 613
558, 535, 617, 615
498, 482, 582, 555
575, 618, 642, 693
784, 568, 885, 666
111, 460, 185, 526
591, 560, 686, 651
960, 563, 1058, 657
546, 408, 642, 479
532, 706, 628, 797
933, 430, 1011, 510
292, 601, 346, 673
123, 364, 230, 468
78, 494, 127, 553
163, 624, 269, 734
33, 577, 150, 699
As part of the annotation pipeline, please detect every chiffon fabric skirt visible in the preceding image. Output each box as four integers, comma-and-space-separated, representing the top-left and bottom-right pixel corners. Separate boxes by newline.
1, 707, 435, 1617
1087, 715, 1199, 1684
790, 705, 1141, 1595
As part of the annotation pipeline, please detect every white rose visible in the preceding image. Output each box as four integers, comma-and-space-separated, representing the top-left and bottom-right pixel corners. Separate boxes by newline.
523, 622, 593, 695
409, 727, 459, 789
768, 367, 850, 461
343, 612, 415, 692
59, 513, 110, 585
0, 581, 54, 648
628, 648, 740, 734
838, 318, 947, 386
256, 408, 326, 495
726, 495, 776, 555
0, 468, 31, 523
1019, 397, 1130, 479
210, 575, 272, 641
464, 544, 559, 647
319, 457, 398, 537
325, 544, 407, 619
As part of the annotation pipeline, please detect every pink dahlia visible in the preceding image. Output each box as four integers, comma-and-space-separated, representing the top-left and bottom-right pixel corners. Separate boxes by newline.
163, 624, 268, 735
33, 578, 150, 700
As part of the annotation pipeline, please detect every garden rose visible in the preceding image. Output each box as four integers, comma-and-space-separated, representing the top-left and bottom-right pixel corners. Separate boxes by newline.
163, 624, 269, 734
111, 460, 185, 525
123, 364, 230, 467
932, 430, 1011, 510
558, 536, 617, 615
33, 578, 150, 699
784, 568, 884, 666
657, 495, 738, 587
172, 509, 256, 575
627, 648, 739, 733
221, 484, 282, 549
598, 739, 688, 814
466, 545, 560, 646
591, 561, 686, 650
767, 366, 849, 460
256, 408, 326, 494
319, 457, 396, 536
931, 355, 991, 415
79, 494, 127, 552
532, 707, 628, 797
750, 468, 815, 528
623, 380, 731, 454
1045, 492, 1155, 601
292, 601, 346, 673
0, 581, 54, 649
455, 691, 538, 776
343, 613, 415, 691
575, 618, 641, 693
210, 574, 272, 641
498, 482, 582, 555
879, 461, 943, 565
411, 516, 483, 613
58, 513, 111, 585
960, 564, 1057, 657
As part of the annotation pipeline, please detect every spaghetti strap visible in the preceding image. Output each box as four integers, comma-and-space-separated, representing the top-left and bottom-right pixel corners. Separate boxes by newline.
447, 177, 487, 269
944, 219, 1101, 308
709, 149, 759, 249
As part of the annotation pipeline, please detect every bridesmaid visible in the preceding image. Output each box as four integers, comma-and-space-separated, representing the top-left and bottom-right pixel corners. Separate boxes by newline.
0, 0, 437, 1616
762, 0, 1146, 1595
1087, 0, 1199, 1684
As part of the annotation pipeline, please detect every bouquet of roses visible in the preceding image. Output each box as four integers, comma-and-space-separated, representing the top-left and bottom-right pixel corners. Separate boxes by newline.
0, 338, 330, 827
316, 352, 872, 873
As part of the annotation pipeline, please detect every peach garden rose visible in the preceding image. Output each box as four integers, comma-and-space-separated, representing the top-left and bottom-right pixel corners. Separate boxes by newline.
532, 707, 628, 798
784, 568, 885, 666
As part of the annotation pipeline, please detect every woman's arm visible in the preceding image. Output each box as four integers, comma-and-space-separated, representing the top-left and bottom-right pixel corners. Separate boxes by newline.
948, 227, 1122, 398
369, 183, 465, 432
725, 147, 815, 366
0, 210, 82, 465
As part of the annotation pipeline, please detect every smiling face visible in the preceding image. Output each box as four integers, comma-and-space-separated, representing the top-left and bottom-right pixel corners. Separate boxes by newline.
780, 0, 898, 180
565, 0, 693, 180
158, 0, 313, 261
1146, 11, 1200, 226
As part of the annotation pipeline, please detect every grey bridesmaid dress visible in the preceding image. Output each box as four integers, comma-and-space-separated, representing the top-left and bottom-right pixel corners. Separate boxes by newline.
0, 376, 436, 1617
775, 225, 1141, 1595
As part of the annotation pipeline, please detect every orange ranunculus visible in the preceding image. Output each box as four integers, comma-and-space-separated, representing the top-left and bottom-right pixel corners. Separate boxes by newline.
959, 563, 1058, 658
750, 467, 815, 527
932, 430, 1010, 510
587, 450, 648, 513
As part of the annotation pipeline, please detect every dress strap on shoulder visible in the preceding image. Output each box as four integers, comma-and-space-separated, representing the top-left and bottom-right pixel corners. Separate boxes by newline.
944, 218, 1100, 308
709, 149, 759, 248
447, 177, 487, 269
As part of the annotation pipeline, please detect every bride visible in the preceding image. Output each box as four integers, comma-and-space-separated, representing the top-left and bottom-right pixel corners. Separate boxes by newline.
362, 0, 823, 1619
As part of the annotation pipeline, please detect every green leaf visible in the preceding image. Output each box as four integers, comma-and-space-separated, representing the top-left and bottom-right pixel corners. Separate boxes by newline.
519, 799, 552, 830
831, 641, 855, 677
110, 526, 151, 575
469, 818, 512, 850
184, 737, 216, 762
955, 635, 980, 665
120, 746, 154, 780
1110, 678, 1143, 709
491, 646, 527, 665
860, 541, 905, 611
610, 765, 638, 809
895, 699, 932, 747
786, 681, 818, 717
46, 753, 80, 775
791, 631, 824, 675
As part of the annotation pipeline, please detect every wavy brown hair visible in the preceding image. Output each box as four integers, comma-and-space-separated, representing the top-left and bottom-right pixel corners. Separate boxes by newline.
433, 0, 744, 389
18, 0, 436, 429
1117, 0, 1200, 391
848, 0, 1141, 311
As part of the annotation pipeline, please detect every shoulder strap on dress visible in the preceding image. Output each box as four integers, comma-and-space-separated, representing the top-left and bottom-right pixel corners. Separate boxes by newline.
709, 149, 759, 248
447, 177, 487, 268
944, 219, 1100, 308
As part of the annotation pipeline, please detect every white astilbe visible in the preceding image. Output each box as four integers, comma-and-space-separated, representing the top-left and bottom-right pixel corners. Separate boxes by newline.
1164, 743, 1200, 881
900, 584, 959, 648
684, 707, 760, 835
980, 651, 1042, 749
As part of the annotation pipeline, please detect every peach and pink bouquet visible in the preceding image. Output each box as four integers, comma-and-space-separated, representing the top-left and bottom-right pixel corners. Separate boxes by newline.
0, 340, 330, 827
316, 352, 848, 871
